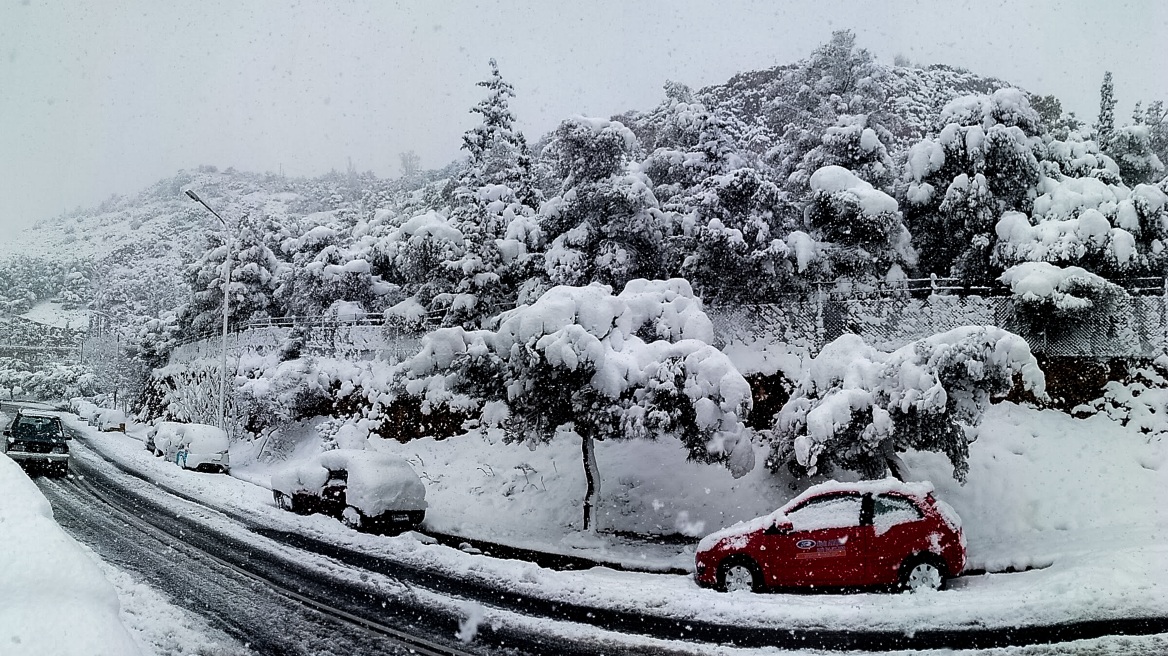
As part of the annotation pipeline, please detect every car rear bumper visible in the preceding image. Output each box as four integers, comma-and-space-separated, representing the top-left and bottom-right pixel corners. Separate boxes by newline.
369, 509, 426, 528
7, 452, 69, 464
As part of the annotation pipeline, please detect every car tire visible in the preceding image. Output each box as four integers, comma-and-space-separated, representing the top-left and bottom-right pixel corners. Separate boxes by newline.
273, 491, 293, 512
899, 555, 946, 593
341, 506, 364, 531
717, 558, 763, 593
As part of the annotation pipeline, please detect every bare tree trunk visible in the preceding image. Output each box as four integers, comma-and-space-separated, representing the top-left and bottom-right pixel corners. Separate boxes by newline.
581, 433, 601, 532
882, 439, 906, 481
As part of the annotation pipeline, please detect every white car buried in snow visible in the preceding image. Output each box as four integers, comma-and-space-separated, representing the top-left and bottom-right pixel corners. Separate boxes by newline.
149, 422, 231, 474
271, 449, 427, 533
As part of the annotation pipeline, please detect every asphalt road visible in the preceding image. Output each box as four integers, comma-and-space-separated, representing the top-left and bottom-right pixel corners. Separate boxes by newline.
32, 434, 697, 656
37, 473, 476, 656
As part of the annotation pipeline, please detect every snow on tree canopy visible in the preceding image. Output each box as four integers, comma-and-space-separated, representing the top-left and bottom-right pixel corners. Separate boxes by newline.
770, 327, 1044, 482
999, 262, 1119, 311
400, 279, 754, 476
809, 165, 899, 216
994, 210, 1138, 268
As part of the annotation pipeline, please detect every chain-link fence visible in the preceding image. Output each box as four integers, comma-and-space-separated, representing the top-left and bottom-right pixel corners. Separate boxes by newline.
710, 277, 1168, 358
167, 277, 1168, 366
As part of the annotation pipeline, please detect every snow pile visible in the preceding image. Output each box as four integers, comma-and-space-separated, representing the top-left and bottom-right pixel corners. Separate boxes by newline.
271, 449, 427, 516
0, 455, 141, 655
773, 327, 1045, 480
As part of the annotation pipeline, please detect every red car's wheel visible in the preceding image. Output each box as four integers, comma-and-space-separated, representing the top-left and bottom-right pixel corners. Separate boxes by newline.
717, 558, 763, 593
899, 555, 946, 592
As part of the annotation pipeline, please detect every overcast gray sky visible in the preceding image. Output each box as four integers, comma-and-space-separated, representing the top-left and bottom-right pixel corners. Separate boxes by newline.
1, 0, 1165, 233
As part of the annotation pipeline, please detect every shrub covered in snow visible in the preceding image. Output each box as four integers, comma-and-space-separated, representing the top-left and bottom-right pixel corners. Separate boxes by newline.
769, 327, 1045, 482
1079, 355, 1168, 437
999, 262, 1129, 346
396, 279, 754, 529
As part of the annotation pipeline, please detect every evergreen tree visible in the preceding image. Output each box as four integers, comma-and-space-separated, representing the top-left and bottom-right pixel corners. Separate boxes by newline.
902, 89, 1043, 280
182, 214, 281, 336
1105, 125, 1165, 186
540, 117, 665, 290
440, 59, 542, 328
804, 165, 916, 282
1095, 71, 1116, 142
1146, 100, 1168, 176
768, 30, 888, 196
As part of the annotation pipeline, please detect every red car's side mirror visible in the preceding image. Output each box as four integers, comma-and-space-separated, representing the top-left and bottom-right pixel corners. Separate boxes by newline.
765, 520, 793, 535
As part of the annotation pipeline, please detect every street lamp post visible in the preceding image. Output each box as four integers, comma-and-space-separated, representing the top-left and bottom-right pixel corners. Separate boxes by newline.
185, 189, 233, 432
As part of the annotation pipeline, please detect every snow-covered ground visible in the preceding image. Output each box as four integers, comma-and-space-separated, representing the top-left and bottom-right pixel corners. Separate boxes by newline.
61, 398, 1168, 637
19, 301, 88, 330
0, 453, 141, 656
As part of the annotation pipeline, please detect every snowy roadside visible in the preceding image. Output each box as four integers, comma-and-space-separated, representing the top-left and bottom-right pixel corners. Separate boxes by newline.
59, 400, 1168, 636
0, 453, 142, 656
92, 556, 253, 656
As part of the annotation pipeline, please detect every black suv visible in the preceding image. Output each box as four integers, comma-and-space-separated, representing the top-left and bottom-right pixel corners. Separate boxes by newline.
3, 410, 71, 476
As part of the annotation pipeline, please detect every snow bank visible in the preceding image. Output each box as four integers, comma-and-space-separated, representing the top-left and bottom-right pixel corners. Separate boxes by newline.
0, 455, 141, 655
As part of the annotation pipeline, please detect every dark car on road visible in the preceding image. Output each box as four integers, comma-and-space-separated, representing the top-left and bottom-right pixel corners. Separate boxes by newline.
2, 410, 71, 477
695, 479, 966, 593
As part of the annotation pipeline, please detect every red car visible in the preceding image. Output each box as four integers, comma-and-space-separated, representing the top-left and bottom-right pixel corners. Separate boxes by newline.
694, 479, 966, 593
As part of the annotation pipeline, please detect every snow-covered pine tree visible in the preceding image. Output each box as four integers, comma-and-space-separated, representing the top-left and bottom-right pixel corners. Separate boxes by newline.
803, 165, 916, 283
1094, 71, 1116, 143
768, 31, 888, 197
633, 92, 798, 303
1146, 100, 1168, 175
435, 59, 542, 328
793, 114, 897, 194
1104, 125, 1166, 186
540, 117, 667, 290
182, 214, 281, 337
903, 89, 1043, 280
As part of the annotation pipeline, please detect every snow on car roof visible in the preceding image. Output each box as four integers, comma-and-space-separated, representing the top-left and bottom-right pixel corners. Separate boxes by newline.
180, 423, 229, 452
783, 478, 935, 512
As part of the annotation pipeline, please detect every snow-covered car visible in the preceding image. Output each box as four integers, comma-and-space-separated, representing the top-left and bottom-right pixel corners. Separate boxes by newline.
145, 420, 186, 456
71, 398, 99, 421
93, 408, 128, 432
156, 422, 230, 473
271, 449, 427, 533
2, 410, 71, 477
694, 479, 966, 593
